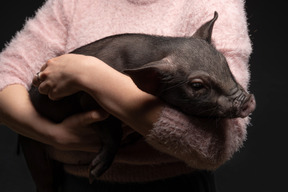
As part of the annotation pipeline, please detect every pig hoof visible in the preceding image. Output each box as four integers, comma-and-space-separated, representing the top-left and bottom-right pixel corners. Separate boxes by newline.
88, 154, 113, 183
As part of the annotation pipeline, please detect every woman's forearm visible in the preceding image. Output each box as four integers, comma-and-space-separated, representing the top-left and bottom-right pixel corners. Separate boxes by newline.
0, 84, 55, 144
78, 57, 163, 136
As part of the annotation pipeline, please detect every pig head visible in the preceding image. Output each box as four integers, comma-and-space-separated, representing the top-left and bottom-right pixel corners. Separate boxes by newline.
125, 12, 256, 118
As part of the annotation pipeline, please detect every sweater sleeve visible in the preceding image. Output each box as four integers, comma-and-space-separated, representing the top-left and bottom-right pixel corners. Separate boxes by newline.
0, 0, 73, 91
146, 0, 252, 170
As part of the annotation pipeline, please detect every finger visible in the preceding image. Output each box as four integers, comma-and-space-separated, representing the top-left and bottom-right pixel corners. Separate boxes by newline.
40, 63, 48, 71
32, 72, 45, 87
47, 88, 67, 101
71, 110, 110, 127
38, 81, 50, 95
48, 89, 61, 101
86, 110, 110, 123
93, 108, 110, 121
32, 74, 41, 87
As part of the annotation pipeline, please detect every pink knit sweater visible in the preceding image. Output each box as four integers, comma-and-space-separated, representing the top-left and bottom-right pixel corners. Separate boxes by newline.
0, 0, 252, 183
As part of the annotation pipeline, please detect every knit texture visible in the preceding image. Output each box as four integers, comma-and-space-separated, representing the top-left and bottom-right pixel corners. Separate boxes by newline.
0, 0, 252, 182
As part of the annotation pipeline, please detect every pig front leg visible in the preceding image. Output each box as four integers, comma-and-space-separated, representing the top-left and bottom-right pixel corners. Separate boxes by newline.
88, 116, 122, 183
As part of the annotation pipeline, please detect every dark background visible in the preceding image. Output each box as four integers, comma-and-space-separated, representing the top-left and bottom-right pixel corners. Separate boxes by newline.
0, 1, 287, 191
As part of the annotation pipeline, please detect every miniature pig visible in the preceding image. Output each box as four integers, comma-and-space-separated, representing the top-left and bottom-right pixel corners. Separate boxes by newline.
20, 12, 255, 191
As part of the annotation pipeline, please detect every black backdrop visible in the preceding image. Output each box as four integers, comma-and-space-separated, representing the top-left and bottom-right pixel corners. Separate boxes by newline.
0, 1, 287, 191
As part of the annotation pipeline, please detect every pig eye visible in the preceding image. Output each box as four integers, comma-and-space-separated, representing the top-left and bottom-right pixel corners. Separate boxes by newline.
190, 79, 205, 90
192, 82, 204, 89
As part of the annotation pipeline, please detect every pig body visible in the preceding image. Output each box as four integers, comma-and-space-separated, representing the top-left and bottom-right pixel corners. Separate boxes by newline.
21, 12, 255, 191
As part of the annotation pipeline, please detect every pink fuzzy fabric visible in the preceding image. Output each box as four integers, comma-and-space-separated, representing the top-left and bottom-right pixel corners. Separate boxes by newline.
0, 0, 252, 182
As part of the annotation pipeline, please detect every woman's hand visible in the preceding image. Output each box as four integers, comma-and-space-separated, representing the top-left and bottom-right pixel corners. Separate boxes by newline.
51, 108, 110, 152
33, 54, 95, 100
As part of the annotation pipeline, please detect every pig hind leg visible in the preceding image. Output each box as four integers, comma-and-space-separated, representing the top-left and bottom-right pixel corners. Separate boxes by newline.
88, 116, 122, 183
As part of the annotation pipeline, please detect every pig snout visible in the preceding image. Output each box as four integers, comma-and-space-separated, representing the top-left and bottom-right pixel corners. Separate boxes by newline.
217, 90, 256, 118
238, 94, 256, 118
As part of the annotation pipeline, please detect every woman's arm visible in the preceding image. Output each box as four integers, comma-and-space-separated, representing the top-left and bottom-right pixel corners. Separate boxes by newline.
0, 84, 109, 152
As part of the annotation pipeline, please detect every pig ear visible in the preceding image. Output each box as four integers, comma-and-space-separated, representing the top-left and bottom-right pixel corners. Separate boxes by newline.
123, 60, 174, 96
192, 11, 218, 43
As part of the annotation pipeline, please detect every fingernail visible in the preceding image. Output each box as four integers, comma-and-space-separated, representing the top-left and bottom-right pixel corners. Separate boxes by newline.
91, 111, 98, 119
91, 111, 109, 120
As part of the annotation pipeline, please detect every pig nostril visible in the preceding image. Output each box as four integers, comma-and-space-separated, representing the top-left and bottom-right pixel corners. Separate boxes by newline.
240, 94, 256, 118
